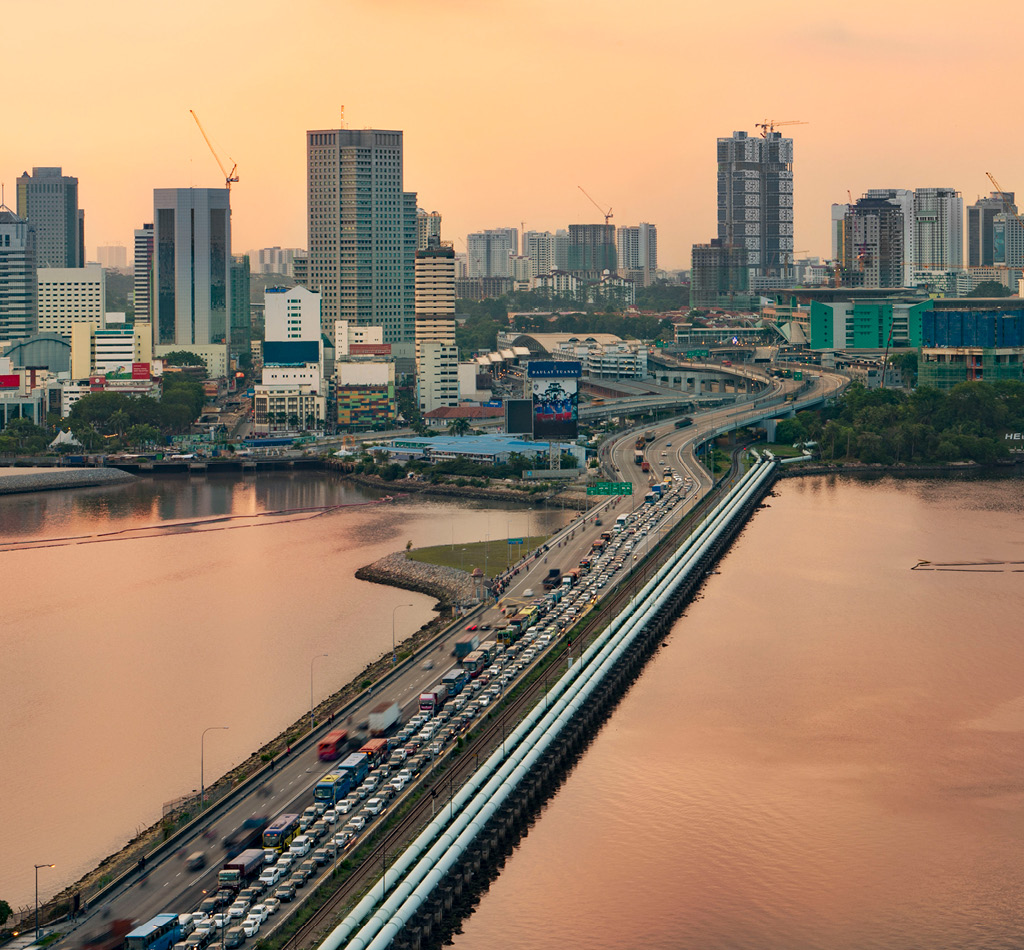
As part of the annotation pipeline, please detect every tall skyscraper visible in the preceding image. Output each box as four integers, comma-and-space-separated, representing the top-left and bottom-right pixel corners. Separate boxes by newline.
523, 230, 569, 278
416, 209, 442, 251
306, 128, 417, 344
152, 188, 232, 346
968, 192, 1013, 267
229, 254, 251, 355
466, 228, 518, 278
415, 239, 458, 412
567, 224, 617, 277
716, 130, 794, 282
840, 194, 908, 289
0, 207, 37, 341
913, 188, 963, 272
16, 166, 84, 268
617, 223, 658, 285
133, 223, 154, 324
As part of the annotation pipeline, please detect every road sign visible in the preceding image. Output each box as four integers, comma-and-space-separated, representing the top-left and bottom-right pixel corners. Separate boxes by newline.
507, 538, 524, 545
686, 349, 710, 359
587, 481, 633, 496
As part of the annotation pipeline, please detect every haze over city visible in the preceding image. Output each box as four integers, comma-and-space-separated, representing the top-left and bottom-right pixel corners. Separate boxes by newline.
4, 0, 1017, 267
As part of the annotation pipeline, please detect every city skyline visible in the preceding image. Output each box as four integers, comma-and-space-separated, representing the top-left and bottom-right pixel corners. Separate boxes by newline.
3, 1, 1019, 270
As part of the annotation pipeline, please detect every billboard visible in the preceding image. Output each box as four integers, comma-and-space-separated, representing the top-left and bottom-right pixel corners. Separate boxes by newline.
526, 360, 582, 379
505, 399, 533, 435
531, 375, 578, 441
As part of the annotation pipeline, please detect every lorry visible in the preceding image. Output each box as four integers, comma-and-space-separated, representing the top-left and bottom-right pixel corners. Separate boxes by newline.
218, 848, 265, 893
542, 568, 562, 591
633, 450, 644, 464
644, 430, 656, 442
675, 416, 693, 428
641, 460, 651, 473
368, 700, 400, 736
561, 568, 580, 588
223, 817, 269, 858
419, 683, 449, 715
453, 633, 480, 659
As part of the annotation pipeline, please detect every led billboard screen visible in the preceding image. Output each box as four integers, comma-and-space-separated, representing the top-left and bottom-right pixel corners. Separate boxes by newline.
505, 399, 533, 435
531, 376, 578, 441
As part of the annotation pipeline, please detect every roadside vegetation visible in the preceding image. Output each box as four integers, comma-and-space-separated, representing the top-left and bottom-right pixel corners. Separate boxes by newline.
775, 380, 1024, 464
409, 535, 550, 572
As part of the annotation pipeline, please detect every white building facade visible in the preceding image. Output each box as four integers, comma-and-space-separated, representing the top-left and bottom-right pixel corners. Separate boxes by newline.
36, 265, 105, 336
265, 286, 321, 342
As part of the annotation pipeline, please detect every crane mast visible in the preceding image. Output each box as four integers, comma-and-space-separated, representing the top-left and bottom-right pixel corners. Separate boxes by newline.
190, 110, 239, 190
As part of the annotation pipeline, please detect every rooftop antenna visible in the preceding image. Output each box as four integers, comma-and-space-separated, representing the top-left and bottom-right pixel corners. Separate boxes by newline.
340, 104, 345, 129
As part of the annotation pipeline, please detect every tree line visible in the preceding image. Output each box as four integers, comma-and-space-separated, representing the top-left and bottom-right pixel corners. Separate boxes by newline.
775, 380, 1024, 464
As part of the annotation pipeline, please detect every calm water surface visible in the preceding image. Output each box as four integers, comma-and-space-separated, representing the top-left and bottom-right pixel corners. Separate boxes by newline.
452, 475, 1024, 950
0, 472, 569, 908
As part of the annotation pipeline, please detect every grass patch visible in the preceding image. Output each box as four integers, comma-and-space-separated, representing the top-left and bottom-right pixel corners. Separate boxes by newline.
408, 535, 550, 573
751, 441, 808, 459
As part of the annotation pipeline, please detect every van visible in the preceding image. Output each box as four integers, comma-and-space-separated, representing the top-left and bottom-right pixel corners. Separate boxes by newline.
289, 835, 313, 856
186, 852, 206, 872
178, 916, 196, 938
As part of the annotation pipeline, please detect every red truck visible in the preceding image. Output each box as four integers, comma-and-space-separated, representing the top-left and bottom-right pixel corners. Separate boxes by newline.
641, 461, 651, 472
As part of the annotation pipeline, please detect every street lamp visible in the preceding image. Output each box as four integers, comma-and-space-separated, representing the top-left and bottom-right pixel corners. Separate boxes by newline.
201, 727, 228, 810
310, 654, 328, 732
392, 604, 412, 664
35, 863, 54, 941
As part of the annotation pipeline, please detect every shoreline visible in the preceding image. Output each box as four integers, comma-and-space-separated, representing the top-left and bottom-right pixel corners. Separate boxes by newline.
0, 467, 137, 495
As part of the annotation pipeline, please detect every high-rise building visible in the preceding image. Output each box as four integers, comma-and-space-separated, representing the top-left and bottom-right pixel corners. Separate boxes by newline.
152, 188, 232, 346
306, 128, 417, 344
416, 209, 442, 251
251, 246, 305, 276
839, 194, 908, 289
690, 240, 748, 308
968, 192, 1013, 267
913, 188, 963, 272
0, 207, 37, 341
229, 254, 251, 355
523, 230, 568, 278
265, 286, 321, 342
567, 224, 616, 277
16, 167, 84, 268
617, 223, 658, 286
717, 130, 794, 282
415, 240, 458, 412
133, 224, 154, 324
466, 228, 518, 278
36, 265, 105, 336
95, 245, 128, 271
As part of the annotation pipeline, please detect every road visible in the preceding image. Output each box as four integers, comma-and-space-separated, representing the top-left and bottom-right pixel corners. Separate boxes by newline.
70, 366, 847, 938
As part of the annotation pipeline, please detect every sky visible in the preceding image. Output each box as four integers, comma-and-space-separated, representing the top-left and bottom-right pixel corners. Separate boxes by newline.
4, 0, 1021, 270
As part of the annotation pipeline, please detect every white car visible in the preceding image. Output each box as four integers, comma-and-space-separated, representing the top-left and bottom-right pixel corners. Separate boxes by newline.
364, 797, 386, 816
247, 905, 269, 923
288, 834, 313, 856
276, 853, 295, 873
337, 797, 358, 814
344, 816, 366, 832
227, 901, 249, 920
258, 867, 282, 888
241, 917, 260, 937
321, 809, 338, 825
390, 775, 407, 792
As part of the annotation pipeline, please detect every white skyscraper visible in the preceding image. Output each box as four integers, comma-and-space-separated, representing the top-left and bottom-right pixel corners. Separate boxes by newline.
133, 223, 154, 324
913, 188, 963, 272
466, 228, 518, 278
152, 189, 232, 346
306, 128, 417, 344
265, 286, 321, 342
415, 240, 458, 412
617, 223, 658, 285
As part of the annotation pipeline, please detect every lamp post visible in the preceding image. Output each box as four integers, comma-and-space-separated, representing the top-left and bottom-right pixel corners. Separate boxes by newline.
310, 654, 328, 732
35, 863, 54, 941
392, 604, 412, 664
201, 727, 228, 810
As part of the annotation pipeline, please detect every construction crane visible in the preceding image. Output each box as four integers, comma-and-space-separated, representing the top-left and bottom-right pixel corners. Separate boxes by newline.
755, 119, 808, 137
190, 110, 239, 190
578, 185, 613, 226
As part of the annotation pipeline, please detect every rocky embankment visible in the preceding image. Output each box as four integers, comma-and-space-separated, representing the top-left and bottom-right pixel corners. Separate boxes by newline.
356, 550, 477, 605
0, 467, 136, 494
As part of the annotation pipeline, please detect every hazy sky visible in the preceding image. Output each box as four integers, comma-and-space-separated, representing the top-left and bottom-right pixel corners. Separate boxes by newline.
4, 0, 1019, 269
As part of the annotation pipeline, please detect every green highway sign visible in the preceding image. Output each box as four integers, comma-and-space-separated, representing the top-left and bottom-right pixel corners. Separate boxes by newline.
508, 538, 524, 544
686, 349, 710, 359
587, 481, 633, 496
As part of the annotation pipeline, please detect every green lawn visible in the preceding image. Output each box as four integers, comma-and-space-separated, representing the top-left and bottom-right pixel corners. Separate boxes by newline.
408, 535, 550, 573
752, 441, 807, 458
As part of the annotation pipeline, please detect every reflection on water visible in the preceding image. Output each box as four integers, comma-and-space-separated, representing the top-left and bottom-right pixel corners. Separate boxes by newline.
453, 475, 1024, 950
0, 472, 571, 908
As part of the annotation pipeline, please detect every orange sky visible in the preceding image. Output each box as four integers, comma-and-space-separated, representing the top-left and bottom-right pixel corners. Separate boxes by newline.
4, 0, 1020, 269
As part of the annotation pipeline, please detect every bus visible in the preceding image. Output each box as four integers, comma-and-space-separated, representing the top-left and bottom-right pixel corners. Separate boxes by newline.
358, 737, 389, 769
441, 667, 468, 696
479, 640, 498, 664
591, 538, 606, 552
615, 514, 628, 529
462, 650, 486, 677
125, 915, 182, 950
578, 557, 591, 573
317, 729, 349, 761
644, 491, 656, 504
337, 751, 370, 786
453, 633, 480, 659
314, 771, 353, 808
262, 813, 300, 852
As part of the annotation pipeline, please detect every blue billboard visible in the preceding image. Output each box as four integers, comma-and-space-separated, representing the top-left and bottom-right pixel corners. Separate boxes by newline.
526, 361, 583, 379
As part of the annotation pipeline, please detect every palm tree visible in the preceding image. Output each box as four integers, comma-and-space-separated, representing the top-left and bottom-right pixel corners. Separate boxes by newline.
447, 417, 471, 437
109, 410, 131, 438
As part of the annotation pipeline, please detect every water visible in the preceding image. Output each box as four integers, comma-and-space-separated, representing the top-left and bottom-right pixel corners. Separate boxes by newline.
0, 472, 570, 908
452, 475, 1024, 950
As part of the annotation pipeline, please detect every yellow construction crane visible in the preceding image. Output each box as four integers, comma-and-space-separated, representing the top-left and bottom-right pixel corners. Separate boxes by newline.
190, 110, 239, 190
578, 185, 613, 226
755, 119, 809, 137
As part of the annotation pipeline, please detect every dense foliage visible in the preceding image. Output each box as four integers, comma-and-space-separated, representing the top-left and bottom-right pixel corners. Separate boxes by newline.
775, 381, 1024, 464
68, 374, 206, 439
966, 280, 1013, 298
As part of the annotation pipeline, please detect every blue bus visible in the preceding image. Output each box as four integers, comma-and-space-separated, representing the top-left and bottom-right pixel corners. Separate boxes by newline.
262, 813, 300, 852
314, 771, 353, 808
337, 751, 369, 786
125, 915, 182, 950
441, 667, 468, 696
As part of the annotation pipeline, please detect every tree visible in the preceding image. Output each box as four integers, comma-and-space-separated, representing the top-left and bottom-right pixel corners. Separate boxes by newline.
447, 417, 471, 437
0, 899, 11, 926
160, 350, 209, 368
109, 409, 131, 438
966, 280, 1013, 298
126, 424, 161, 451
